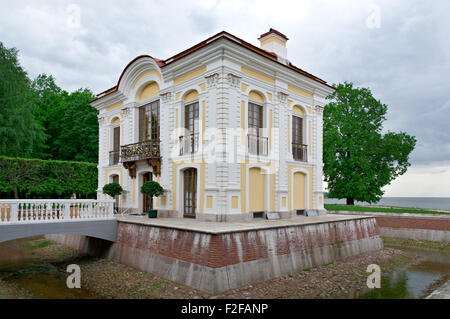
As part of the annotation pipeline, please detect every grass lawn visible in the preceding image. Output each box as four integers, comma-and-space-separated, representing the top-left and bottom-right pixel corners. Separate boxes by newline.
325, 204, 450, 215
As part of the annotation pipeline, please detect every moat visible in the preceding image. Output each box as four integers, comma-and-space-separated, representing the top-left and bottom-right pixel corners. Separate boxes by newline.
0, 236, 448, 299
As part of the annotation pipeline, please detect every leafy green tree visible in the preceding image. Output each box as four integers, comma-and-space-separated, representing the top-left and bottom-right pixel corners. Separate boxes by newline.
323, 82, 416, 205
0, 42, 46, 158
102, 182, 123, 199
141, 181, 164, 210
53, 89, 98, 162
32, 74, 65, 159
32, 75, 98, 162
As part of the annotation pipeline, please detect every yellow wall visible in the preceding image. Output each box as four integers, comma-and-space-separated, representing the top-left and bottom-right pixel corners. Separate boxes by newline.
288, 166, 313, 210
282, 197, 287, 208
240, 163, 246, 213
293, 172, 306, 209
249, 90, 264, 103
207, 196, 213, 209
260, 36, 286, 47
199, 82, 206, 92
288, 84, 313, 99
106, 101, 123, 112
241, 83, 249, 92
111, 117, 120, 126
249, 167, 265, 211
138, 82, 160, 102
184, 90, 198, 103
174, 66, 207, 85
293, 105, 305, 116
132, 70, 161, 89
241, 66, 275, 85
231, 196, 239, 210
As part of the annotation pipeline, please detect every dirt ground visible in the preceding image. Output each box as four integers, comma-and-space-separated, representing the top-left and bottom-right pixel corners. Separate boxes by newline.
0, 237, 417, 299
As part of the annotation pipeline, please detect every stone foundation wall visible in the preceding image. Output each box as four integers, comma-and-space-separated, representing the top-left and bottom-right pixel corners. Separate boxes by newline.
48, 217, 382, 294
328, 211, 450, 243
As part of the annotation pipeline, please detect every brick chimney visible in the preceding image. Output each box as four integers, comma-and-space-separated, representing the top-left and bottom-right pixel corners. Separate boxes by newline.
258, 28, 289, 64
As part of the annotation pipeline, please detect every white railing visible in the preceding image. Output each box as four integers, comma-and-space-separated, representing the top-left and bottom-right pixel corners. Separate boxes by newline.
0, 199, 115, 224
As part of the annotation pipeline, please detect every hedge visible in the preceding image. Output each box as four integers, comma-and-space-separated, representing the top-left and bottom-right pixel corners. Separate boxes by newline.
0, 156, 98, 199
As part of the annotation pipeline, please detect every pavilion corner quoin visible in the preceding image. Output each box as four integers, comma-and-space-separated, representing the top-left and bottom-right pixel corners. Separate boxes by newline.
91, 29, 336, 221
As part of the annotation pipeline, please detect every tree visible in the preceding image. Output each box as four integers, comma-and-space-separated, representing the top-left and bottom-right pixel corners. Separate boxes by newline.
0, 157, 41, 199
323, 82, 416, 205
0, 42, 46, 158
102, 182, 123, 199
53, 89, 98, 162
140, 181, 164, 210
32, 75, 99, 162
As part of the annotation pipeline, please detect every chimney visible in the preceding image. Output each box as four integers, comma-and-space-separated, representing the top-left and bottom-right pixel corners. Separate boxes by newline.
258, 28, 289, 64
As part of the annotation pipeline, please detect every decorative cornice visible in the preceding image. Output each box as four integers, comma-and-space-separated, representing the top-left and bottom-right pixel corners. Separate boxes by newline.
98, 116, 106, 125
314, 105, 324, 114
160, 91, 174, 103
227, 73, 241, 88
205, 73, 220, 88
275, 91, 289, 104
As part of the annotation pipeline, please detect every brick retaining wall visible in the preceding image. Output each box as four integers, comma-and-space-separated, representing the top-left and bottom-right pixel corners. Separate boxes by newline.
48, 216, 383, 293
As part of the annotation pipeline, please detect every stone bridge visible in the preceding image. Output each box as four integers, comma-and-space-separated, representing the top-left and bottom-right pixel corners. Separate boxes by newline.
0, 199, 117, 243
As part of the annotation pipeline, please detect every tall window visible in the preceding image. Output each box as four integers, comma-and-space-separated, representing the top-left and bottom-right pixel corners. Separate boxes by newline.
248, 102, 267, 155
292, 116, 307, 161
248, 102, 263, 134
182, 102, 199, 154
109, 126, 120, 165
139, 100, 160, 142
185, 102, 199, 133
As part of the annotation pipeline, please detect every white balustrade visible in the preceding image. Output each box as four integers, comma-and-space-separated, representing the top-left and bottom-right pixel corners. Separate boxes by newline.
0, 199, 115, 224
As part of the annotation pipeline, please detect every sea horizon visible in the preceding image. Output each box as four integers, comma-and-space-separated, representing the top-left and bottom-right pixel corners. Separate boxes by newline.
324, 196, 450, 211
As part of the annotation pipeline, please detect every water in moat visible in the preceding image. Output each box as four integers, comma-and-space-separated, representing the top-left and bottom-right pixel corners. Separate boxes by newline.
0, 237, 99, 298
346, 247, 450, 299
0, 236, 448, 299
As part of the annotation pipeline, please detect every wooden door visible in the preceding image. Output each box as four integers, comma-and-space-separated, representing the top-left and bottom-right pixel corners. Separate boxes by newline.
183, 168, 197, 217
142, 172, 152, 212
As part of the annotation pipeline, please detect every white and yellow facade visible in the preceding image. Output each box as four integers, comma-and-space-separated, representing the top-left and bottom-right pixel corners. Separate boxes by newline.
91, 29, 335, 221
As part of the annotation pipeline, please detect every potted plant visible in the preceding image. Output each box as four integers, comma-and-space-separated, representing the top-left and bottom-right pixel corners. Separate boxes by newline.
140, 180, 164, 218
102, 182, 123, 214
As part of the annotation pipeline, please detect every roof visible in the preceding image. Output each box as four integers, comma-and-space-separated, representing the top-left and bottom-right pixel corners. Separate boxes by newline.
258, 28, 289, 41
93, 30, 334, 101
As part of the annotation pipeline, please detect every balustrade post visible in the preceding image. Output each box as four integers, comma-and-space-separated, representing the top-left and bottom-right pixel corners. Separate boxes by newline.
9, 203, 18, 223
63, 202, 71, 220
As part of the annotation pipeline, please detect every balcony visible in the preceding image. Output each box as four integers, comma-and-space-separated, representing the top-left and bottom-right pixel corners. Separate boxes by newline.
109, 150, 120, 166
120, 139, 161, 176
292, 143, 308, 162
179, 133, 199, 156
248, 134, 268, 156
121, 139, 160, 163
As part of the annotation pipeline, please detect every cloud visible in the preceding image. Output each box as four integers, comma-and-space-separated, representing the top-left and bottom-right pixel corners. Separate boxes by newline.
1, 0, 449, 196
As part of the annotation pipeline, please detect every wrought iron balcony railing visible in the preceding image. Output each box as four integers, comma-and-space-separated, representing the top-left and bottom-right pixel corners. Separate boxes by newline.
109, 150, 120, 165
120, 139, 160, 163
292, 143, 308, 162
179, 133, 199, 156
248, 134, 268, 156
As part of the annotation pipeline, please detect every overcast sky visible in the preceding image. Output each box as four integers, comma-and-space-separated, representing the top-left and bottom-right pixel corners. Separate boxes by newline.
1, 0, 449, 197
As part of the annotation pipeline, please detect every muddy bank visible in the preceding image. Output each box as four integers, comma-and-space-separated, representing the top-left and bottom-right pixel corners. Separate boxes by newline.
0, 236, 448, 299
